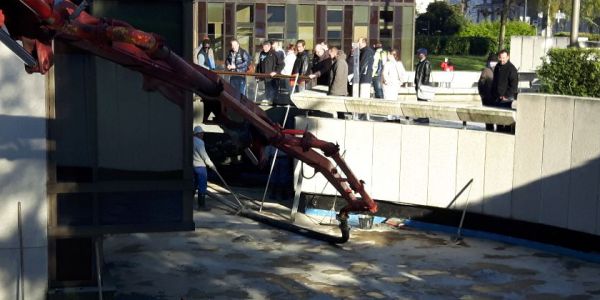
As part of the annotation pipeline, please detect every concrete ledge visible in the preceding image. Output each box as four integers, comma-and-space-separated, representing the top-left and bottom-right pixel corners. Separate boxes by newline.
292, 90, 516, 125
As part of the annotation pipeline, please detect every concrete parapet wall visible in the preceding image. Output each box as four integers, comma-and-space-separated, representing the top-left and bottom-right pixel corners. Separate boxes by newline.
295, 93, 600, 237
292, 91, 516, 125
510, 36, 570, 72
0, 46, 48, 298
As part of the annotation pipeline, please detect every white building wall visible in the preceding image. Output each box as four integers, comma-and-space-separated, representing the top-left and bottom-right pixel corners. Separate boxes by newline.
0, 45, 48, 298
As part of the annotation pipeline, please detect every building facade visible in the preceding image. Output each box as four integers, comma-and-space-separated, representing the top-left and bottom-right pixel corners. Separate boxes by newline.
193, 1, 417, 69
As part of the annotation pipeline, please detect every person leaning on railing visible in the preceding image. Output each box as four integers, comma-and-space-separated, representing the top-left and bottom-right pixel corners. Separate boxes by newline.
291, 40, 311, 92
225, 39, 250, 96
256, 40, 284, 104
309, 42, 332, 87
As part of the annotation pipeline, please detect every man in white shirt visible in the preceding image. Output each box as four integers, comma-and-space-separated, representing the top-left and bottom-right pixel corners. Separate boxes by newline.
193, 125, 215, 211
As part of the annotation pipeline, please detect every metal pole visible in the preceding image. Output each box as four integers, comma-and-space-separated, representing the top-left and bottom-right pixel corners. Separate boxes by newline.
18, 202, 24, 300
260, 74, 299, 212
95, 237, 103, 300
0, 27, 38, 68
352, 43, 360, 98
454, 179, 474, 243
212, 167, 244, 209
290, 161, 303, 222
570, 0, 581, 46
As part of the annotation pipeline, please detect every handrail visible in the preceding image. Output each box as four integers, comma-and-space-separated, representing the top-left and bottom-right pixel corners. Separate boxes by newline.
212, 70, 313, 81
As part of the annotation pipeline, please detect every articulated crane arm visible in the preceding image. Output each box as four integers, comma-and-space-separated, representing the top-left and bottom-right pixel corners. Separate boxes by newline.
0, 0, 377, 243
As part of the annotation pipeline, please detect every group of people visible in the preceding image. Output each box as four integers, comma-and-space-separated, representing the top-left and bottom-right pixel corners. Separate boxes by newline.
194, 38, 314, 103
194, 37, 412, 102
308, 38, 407, 101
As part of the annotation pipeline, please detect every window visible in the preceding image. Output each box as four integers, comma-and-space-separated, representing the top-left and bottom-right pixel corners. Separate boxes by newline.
267, 5, 285, 23
298, 5, 314, 23
236, 4, 254, 56
327, 6, 343, 44
327, 26, 343, 39
236, 4, 254, 23
380, 10, 393, 40
207, 3, 224, 63
353, 26, 368, 42
353, 6, 369, 24
237, 27, 254, 54
299, 26, 314, 50
353, 6, 369, 41
327, 7, 343, 23
267, 5, 285, 41
297, 5, 315, 50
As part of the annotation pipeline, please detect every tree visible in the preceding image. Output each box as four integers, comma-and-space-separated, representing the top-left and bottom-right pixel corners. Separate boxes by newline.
459, 0, 471, 15
416, 2, 468, 36
499, 0, 511, 50
528, 0, 567, 36
581, 0, 600, 31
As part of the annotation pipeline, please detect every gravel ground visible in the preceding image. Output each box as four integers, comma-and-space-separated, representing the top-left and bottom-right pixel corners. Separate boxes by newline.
104, 190, 600, 300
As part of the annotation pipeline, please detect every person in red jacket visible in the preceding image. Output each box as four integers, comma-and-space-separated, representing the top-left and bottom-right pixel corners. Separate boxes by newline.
441, 58, 455, 71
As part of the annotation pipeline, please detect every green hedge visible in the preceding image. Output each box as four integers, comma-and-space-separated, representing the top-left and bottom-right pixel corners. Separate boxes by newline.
554, 32, 600, 41
537, 48, 600, 98
458, 21, 535, 52
415, 36, 496, 56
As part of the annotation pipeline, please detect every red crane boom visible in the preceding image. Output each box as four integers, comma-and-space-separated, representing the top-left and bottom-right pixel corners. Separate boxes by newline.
0, 0, 377, 242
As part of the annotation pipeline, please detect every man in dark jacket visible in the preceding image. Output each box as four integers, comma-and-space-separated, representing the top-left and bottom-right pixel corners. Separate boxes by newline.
358, 37, 374, 98
491, 49, 518, 108
256, 40, 284, 103
414, 48, 431, 101
226, 39, 250, 96
310, 42, 332, 87
292, 40, 311, 92
328, 46, 348, 96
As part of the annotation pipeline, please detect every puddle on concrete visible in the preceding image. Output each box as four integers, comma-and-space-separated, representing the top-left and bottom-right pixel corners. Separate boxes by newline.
470, 279, 546, 293
116, 243, 144, 254
472, 262, 537, 276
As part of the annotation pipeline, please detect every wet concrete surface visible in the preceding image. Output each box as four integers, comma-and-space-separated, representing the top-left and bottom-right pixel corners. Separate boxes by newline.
104, 188, 600, 300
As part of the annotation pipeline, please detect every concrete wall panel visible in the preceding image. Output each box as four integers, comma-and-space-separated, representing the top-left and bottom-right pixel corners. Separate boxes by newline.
510, 36, 523, 70
400, 126, 430, 205
295, 117, 318, 194
512, 94, 546, 222
427, 128, 458, 208
569, 99, 600, 234
0, 45, 48, 299
316, 118, 348, 195
455, 130, 487, 213
24, 247, 48, 299
533, 37, 548, 71
521, 37, 535, 71
540, 96, 574, 228
483, 133, 515, 218
0, 249, 18, 298
344, 120, 374, 196
372, 122, 402, 201
0, 248, 47, 300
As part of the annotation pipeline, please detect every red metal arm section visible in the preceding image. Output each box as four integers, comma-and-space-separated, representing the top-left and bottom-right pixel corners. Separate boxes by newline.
1, 0, 378, 226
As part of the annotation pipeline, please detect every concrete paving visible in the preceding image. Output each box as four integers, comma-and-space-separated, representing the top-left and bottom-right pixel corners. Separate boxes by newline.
105, 188, 600, 300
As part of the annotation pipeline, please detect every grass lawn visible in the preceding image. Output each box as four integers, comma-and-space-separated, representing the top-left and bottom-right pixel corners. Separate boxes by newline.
428, 55, 487, 71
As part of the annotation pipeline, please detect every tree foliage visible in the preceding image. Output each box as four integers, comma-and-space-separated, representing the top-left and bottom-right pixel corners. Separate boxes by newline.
459, 21, 537, 39
581, 0, 600, 30
416, 2, 468, 36
537, 48, 600, 98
